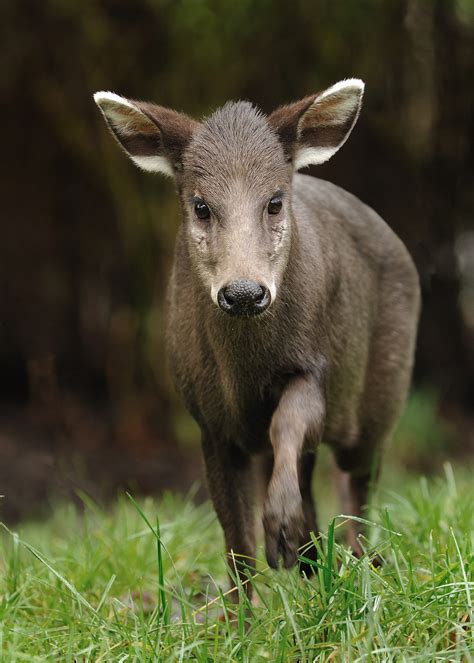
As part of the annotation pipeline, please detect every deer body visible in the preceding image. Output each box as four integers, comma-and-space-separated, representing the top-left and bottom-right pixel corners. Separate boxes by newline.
169, 173, 418, 450
95, 81, 420, 588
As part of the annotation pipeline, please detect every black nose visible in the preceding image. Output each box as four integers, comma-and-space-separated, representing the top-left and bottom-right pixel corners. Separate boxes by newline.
217, 279, 271, 316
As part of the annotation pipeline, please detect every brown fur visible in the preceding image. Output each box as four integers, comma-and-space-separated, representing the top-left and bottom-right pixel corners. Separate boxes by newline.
95, 86, 421, 595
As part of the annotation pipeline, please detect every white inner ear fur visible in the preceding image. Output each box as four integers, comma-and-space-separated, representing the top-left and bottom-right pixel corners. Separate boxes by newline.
294, 78, 364, 170
130, 155, 174, 177
294, 146, 341, 170
94, 91, 173, 177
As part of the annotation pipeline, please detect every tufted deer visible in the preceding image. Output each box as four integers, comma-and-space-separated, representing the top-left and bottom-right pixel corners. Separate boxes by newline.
94, 79, 420, 594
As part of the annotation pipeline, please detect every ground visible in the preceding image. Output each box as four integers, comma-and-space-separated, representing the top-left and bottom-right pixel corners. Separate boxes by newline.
0, 395, 473, 661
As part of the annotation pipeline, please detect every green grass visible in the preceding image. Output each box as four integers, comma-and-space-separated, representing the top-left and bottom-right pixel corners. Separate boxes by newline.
1, 462, 473, 661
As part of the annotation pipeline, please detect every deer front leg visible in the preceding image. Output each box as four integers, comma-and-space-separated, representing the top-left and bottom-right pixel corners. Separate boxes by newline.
263, 373, 325, 569
202, 434, 256, 598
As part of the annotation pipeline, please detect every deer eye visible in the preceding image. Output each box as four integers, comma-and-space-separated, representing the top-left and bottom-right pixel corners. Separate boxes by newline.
194, 199, 211, 220
268, 196, 282, 215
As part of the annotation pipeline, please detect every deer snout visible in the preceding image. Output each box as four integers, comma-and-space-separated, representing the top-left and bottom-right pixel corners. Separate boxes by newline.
217, 279, 271, 316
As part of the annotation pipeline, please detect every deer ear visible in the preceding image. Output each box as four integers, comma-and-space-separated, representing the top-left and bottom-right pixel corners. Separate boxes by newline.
269, 79, 364, 170
94, 91, 198, 177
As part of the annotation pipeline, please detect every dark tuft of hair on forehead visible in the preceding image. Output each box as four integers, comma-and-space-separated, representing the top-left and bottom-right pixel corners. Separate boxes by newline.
183, 101, 286, 184
203, 101, 266, 140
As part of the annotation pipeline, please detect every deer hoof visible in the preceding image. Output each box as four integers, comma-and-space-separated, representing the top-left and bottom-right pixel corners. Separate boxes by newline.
263, 490, 305, 570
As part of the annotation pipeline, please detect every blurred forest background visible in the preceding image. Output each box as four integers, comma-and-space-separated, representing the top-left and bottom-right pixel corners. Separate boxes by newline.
0, 0, 473, 522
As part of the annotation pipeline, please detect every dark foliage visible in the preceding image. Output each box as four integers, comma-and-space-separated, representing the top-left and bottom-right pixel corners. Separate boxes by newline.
0, 0, 472, 520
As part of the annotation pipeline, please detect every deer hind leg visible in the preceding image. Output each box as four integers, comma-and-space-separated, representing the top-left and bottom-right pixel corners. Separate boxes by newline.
334, 441, 381, 558
297, 450, 319, 575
